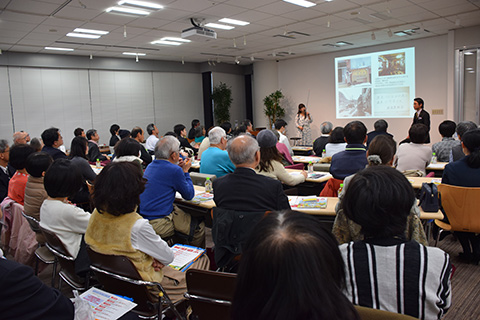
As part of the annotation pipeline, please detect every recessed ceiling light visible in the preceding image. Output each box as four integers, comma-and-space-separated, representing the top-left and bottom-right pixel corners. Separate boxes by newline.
394, 31, 409, 37
45, 47, 74, 51
283, 0, 316, 8
67, 32, 101, 39
336, 41, 353, 46
464, 52, 474, 55
219, 18, 250, 26
118, 0, 163, 9
205, 23, 235, 30
161, 37, 191, 43
123, 52, 146, 56
466, 67, 474, 70
73, 28, 109, 35
151, 40, 182, 46
106, 6, 150, 15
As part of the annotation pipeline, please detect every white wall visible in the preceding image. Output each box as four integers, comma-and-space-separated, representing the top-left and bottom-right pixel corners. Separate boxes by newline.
213, 72, 246, 127
1, 67, 203, 147
253, 35, 450, 145
252, 61, 279, 129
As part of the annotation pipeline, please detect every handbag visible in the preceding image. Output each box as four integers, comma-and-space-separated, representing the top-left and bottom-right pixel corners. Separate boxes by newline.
418, 182, 441, 212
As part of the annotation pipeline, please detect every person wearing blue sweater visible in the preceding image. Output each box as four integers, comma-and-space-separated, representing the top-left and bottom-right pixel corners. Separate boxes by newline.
139, 136, 205, 247
200, 127, 235, 178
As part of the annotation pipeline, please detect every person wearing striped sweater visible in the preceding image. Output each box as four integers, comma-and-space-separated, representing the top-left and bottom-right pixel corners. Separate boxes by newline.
339, 166, 451, 320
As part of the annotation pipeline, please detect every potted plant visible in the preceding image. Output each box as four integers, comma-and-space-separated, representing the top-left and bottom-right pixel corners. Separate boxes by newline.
263, 90, 285, 128
212, 82, 233, 125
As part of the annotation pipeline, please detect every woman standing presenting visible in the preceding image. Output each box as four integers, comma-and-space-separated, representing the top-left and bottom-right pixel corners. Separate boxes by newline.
295, 103, 313, 145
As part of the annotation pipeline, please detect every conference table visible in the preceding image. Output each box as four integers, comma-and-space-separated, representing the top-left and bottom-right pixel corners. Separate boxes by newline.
292, 146, 313, 156
292, 155, 324, 164
174, 185, 443, 221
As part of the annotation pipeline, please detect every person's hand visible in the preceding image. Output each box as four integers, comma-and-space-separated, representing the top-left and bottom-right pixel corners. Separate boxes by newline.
301, 170, 308, 179
179, 157, 191, 172
298, 126, 303, 131
152, 259, 165, 271
180, 150, 189, 158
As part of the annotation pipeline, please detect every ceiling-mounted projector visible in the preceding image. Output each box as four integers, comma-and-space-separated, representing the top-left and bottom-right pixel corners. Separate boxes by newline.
181, 18, 217, 41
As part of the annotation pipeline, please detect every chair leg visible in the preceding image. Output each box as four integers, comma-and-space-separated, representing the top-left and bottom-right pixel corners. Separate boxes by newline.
34, 257, 39, 276
51, 260, 57, 288
435, 229, 443, 247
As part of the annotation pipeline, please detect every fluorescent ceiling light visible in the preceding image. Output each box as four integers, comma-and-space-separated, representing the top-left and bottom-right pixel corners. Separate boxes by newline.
282, 0, 316, 8
160, 37, 191, 43
394, 31, 409, 36
464, 52, 474, 55
219, 18, 250, 26
118, 0, 163, 9
151, 40, 182, 46
336, 41, 353, 46
123, 52, 146, 56
45, 47, 74, 51
106, 6, 150, 15
73, 28, 109, 35
67, 32, 101, 39
205, 23, 235, 30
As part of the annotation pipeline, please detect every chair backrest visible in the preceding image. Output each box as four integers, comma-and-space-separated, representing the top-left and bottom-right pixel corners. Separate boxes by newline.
185, 269, 237, 320
39, 225, 80, 282
438, 184, 480, 233
355, 306, 418, 320
86, 247, 158, 316
21, 211, 40, 234
190, 172, 216, 186
285, 163, 304, 170
319, 178, 343, 197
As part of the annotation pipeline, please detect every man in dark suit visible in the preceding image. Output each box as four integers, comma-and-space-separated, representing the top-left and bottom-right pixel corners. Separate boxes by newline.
412, 97, 431, 143
41, 127, 67, 160
366, 119, 393, 148
213, 135, 290, 212
131, 126, 152, 167
0, 139, 15, 202
87, 129, 110, 162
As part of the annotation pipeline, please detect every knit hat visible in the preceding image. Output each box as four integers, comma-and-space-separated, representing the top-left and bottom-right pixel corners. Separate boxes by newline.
257, 129, 277, 148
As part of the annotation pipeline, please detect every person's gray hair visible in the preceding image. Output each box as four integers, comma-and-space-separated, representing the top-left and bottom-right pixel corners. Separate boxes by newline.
154, 136, 180, 160
146, 123, 156, 135
208, 127, 226, 145
456, 121, 478, 138
227, 135, 259, 165
0, 139, 9, 153
320, 121, 333, 134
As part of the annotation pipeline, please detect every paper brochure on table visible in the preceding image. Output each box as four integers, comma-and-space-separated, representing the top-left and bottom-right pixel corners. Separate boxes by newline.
80, 287, 137, 320
169, 244, 206, 272
427, 163, 445, 169
175, 190, 213, 203
289, 196, 328, 209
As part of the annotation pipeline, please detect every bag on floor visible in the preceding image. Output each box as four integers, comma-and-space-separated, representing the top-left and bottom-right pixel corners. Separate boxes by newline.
419, 182, 440, 212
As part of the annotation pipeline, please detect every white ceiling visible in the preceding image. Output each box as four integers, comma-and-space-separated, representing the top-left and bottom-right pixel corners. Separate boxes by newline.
0, 0, 479, 64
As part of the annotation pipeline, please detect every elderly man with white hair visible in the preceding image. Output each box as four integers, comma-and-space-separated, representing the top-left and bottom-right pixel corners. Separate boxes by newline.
200, 126, 235, 178
139, 136, 205, 248
213, 135, 290, 212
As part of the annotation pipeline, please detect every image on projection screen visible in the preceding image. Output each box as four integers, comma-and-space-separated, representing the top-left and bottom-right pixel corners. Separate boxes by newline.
335, 47, 415, 119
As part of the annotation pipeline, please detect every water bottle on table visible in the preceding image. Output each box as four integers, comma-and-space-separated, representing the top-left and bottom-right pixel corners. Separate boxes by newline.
205, 177, 213, 193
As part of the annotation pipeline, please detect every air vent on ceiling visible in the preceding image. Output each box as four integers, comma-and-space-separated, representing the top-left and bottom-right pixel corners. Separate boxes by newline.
273, 31, 310, 39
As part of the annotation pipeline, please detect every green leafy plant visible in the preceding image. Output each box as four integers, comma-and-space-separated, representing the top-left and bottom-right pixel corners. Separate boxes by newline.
212, 82, 233, 125
263, 90, 285, 128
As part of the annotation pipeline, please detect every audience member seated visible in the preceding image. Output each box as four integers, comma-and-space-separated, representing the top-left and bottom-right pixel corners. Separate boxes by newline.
324, 126, 347, 157
329, 121, 368, 180
213, 135, 290, 212
450, 121, 477, 162
174, 124, 198, 154
131, 126, 152, 167
232, 124, 247, 137
432, 120, 459, 162
0, 139, 15, 202
394, 124, 431, 176
241, 119, 256, 138
41, 127, 67, 160
313, 121, 333, 156
7, 144, 35, 205
29, 137, 43, 152
74, 127, 86, 138
200, 127, 234, 178
255, 130, 306, 186
86, 162, 208, 303
188, 119, 200, 140
340, 166, 451, 319
193, 125, 206, 145
197, 134, 210, 160
442, 129, 480, 264
40, 159, 91, 277
232, 210, 360, 320
332, 135, 427, 246
24, 152, 53, 243
366, 119, 393, 148
13, 131, 30, 145
273, 130, 294, 165
0, 257, 74, 319
220, 121, 233, 140
112, 137, 143, 173
145, 123, 160, 153
118, 129, 130, 139
139, 136, 205, 248
109, 124, 120, 148
87, 129, 110, 163
274, 119, 294, 157
69, 136, 97, 210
